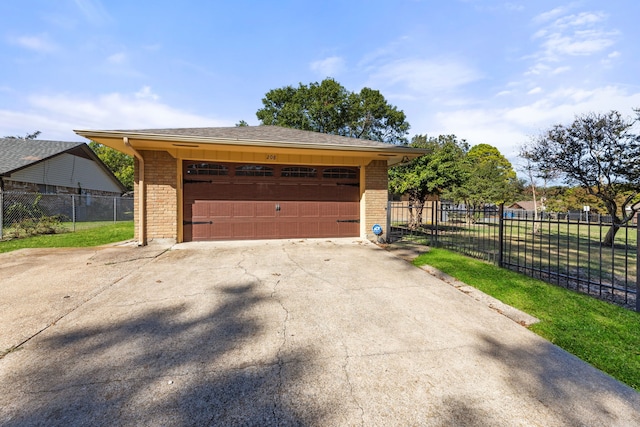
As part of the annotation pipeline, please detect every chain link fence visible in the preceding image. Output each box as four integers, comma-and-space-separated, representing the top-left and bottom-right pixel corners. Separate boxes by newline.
0, 191, 134, 239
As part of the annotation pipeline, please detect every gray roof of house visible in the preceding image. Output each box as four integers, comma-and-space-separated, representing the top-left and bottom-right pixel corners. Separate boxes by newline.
508, 201, 537, 210
113, 126, 410, 149
0, 138, 126, 191
0, 138, 84, 175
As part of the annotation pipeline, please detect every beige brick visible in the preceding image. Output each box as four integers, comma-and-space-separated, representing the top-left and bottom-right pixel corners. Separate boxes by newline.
134, 151, 177, 242
362, 160, 388, 241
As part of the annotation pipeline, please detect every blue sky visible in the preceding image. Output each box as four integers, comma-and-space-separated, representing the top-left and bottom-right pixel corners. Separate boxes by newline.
2, 0, 639, 167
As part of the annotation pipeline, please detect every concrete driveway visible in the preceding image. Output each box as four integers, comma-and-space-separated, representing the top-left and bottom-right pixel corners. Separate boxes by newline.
0, 239, 638, 426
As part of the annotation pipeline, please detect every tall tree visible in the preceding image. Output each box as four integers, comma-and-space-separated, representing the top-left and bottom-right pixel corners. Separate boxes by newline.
256, 78, 410, 144
462, 144, 518, 206
389, 135, 469, 227
521, 110, 640, 246
88, 141, 134, 191
444, 143, 518, 224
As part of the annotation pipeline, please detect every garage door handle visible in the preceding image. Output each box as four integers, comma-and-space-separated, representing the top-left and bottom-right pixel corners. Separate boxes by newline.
183, 220, 213, 225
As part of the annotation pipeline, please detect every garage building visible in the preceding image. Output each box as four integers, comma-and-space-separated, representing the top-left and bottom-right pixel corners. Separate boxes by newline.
75, 126, 424, 244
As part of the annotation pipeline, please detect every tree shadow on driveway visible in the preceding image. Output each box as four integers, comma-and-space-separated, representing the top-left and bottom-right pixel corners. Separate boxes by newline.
474, 333, 640, 426
1, 281, 324, 426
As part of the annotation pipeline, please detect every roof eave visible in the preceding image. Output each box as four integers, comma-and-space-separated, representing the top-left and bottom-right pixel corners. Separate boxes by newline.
74, 129, 427, 157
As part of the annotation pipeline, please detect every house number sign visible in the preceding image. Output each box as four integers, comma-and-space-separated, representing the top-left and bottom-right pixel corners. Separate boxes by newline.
266, 154, 277, 160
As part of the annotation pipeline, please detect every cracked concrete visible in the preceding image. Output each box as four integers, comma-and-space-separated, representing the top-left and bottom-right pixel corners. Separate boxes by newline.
1, 238, 639, 426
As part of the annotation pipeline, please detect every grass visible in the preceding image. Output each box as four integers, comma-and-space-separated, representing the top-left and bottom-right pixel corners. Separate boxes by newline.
0, 221, 134, 254
397, 218, 638, 299
413, 247, 640, 391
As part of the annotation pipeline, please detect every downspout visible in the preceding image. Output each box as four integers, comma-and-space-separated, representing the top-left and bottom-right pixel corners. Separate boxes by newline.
123, 137, 146, 246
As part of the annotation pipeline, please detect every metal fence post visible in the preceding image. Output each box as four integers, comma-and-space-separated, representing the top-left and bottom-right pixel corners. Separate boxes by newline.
113, 197, 117, 223
386, 200, 391, 242
434, 200, 439, 247
72, 195, 76, 232
498, 203, 504, 268
636, 212, 639, 312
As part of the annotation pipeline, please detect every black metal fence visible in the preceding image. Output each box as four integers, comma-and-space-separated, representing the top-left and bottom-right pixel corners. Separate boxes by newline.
388, 201, 639, 311
0, 191, 134, 239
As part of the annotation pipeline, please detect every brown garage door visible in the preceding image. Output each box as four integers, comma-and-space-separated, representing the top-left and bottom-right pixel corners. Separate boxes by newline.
183, 162, 360, 241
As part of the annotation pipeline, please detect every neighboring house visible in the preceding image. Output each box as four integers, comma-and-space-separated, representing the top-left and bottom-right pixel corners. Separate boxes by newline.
508, 201, 538, 211
75, 126, 425, 244
0, 138, 126, 196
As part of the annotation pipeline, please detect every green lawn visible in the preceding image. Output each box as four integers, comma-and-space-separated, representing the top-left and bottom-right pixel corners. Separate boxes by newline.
413, 248, 640, 391
397, 219, 638, 300
0, 221, 134, 253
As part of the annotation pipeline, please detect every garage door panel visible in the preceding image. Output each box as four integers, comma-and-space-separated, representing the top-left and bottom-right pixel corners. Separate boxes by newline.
320, 203, 339, 216
340, 202, 360, 216
255, 202, 277, 218
186, 200, 359, 240
338, 222, 359, 236
233, 202, 256, 218
183, 161, 360, 241
299, 204, 320, 217
209, 203, 234, 217
279, 202, 300, 218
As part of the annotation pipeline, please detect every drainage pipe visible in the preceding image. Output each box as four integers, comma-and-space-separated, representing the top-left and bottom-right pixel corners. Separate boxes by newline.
124, 137, 146, 246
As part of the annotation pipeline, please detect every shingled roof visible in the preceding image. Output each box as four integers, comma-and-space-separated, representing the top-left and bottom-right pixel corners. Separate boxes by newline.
0, 138, 126, 192
113, 126, 403, 148
0, 138, 85, 175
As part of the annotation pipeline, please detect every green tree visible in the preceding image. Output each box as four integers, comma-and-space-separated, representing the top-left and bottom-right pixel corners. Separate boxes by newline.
444, 144, 518, 224
256, 78, 410, 144
521, 110, 640, 246
461, 144, 518, 206
89, 141, 134, 191
389, 135, 469, 228
4, 130, 41, 139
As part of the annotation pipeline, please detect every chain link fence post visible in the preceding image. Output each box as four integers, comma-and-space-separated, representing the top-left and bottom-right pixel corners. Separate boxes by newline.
0, 190, 3, 240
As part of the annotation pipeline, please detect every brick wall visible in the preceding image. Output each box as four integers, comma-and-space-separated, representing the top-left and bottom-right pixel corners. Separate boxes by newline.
363, 160, 388, 241
134, 151, 177, 243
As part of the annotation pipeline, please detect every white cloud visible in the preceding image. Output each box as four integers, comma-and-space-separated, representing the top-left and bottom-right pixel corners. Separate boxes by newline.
107, 52, 127, 64
527, 87, 542, 95
532, 9, 619, 62
553, 11, 606, 28
533, 6, 569, 24
524, 63, 550, 75
412, 85, 640, 165
73, 0, 112, 25
12, 34, 58, 53
368, 58, 482, 95
0, 88, 232, 141
310, 56, 346, 77
552, 66, 571, 74
135, 86, 159, 101
541, 30, 617, 58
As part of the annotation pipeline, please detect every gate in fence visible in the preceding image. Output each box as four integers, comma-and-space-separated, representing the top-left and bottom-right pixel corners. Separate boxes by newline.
388, 201, 639, 311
